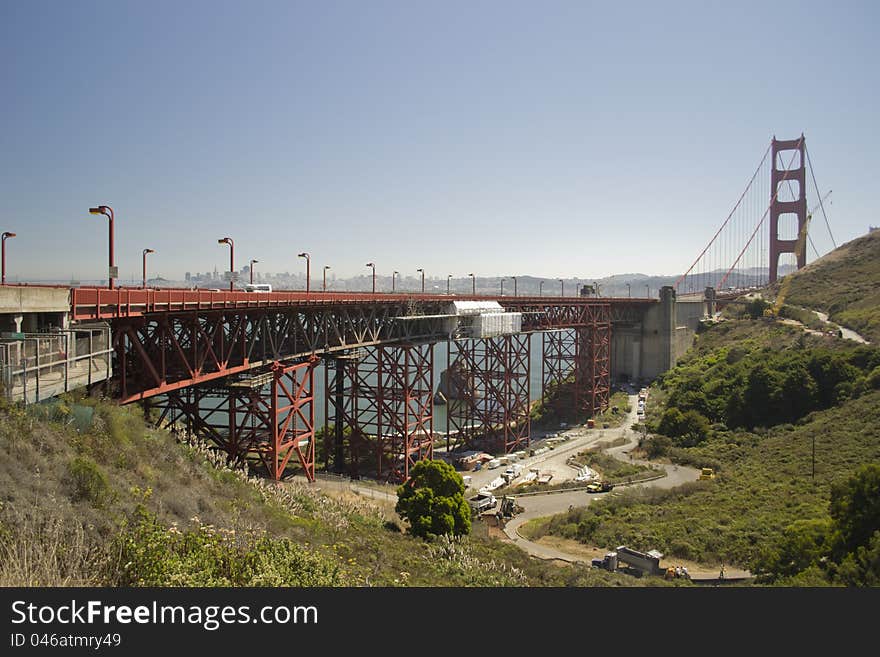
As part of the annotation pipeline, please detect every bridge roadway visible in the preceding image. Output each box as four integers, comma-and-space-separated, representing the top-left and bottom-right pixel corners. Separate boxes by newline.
64, 286, 655, 403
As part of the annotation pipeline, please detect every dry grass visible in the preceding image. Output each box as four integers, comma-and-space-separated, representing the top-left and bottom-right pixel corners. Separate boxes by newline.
0, 505, 118, 586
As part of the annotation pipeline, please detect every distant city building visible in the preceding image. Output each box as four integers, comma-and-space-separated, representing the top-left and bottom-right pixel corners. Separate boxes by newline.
185, 272, 191, 281
870, 226, 879, 233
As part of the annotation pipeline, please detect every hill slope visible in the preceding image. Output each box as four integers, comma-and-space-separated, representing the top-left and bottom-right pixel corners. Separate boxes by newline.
783, 229, 880, 342
0, 396, 650, 587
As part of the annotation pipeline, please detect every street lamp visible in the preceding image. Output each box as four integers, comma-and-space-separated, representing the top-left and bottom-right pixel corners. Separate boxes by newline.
468, 273, 475, 295
392, 270, 398, 292
539, 280, 544, 296
626, 282, 631, 298
595, 282, 601, 297
366, 262, 376, 293
249, 259, 259, 285
559, 278, 564, 297
447, 274, 452, 295
645, 284, 650, 297
1, 232, 16, 285
512, 276, 517, 297
218, 237, 234, 291
89, 205, 115, 290
417, 268, 425, 294
323, 265, 331, 292
500, 278, 505, 296
298, 252, 310, 293
142, 248, 155, 289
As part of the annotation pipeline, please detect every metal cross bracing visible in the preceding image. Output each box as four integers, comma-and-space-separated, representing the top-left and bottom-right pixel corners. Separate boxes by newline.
541, 329, 578, 413
502, 299, 611, 417
111, 301, 450, 403
540, 323, 612, 421
150, 357, 318, 481
445, 333, 531, 455
323, 343, 434, 483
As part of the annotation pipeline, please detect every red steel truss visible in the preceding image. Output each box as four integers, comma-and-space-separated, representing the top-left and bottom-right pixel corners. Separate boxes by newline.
541, 329, 577, 412
445, 333, 530, 454
111, 302, 450, 403
151, 357, 318, 481
323, 344, 434, 482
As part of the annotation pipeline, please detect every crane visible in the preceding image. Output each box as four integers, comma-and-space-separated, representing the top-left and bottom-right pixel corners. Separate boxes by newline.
764, 190, 833, 318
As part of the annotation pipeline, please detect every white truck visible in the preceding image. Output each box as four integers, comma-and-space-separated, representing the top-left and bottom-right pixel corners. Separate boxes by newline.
468, 492, 497, 513
502, 463, 523, 483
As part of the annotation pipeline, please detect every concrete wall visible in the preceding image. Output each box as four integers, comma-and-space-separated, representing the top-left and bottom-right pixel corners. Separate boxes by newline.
0, 287, 71, 332
611, 287, 706, 383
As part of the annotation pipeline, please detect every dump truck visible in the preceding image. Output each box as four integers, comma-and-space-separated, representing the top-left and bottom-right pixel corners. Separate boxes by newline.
468, 492, 497, 513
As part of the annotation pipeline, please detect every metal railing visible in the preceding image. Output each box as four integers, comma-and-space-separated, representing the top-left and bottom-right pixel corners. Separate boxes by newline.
0, 324, 112, 404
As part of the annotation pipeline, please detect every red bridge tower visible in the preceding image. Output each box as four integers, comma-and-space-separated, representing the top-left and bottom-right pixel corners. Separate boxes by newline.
769, 135, 807, 284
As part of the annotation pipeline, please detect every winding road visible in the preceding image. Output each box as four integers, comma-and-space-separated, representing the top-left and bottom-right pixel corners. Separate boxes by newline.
501, 395, 701, 563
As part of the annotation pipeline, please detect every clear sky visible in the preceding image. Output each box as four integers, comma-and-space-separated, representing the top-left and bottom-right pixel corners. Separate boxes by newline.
1, 0, 877, 283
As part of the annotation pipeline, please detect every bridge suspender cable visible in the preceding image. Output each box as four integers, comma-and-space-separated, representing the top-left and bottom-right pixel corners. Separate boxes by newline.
805, 144, 836, 249
674, 141, 772, 291
717, 136, 804, 290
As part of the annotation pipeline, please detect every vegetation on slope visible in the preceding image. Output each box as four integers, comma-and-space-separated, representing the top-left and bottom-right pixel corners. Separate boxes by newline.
527, 317, 880, 584
0, 394, 646, 587
782, 229, 880, 342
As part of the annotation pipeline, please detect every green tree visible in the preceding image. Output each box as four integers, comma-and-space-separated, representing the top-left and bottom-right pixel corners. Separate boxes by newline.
830, 463, 880, 559
395, 460, 471, 539
745, 298, 770, 319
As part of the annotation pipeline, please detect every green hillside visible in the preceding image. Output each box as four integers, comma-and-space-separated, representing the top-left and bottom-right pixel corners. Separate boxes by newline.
526, 314, 880, 585
0, 395, 649, 587
783, 229, 880, 342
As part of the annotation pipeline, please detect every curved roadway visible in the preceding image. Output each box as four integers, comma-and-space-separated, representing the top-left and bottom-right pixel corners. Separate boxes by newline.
502, 395, 701, 563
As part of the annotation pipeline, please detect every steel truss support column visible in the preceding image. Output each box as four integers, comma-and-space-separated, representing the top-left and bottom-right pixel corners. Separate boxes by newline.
577, 305, 611, 416
447, 334, 530, 454
541, 329, 577, 412
324, 343, 434, 482
149, 357, 318, 482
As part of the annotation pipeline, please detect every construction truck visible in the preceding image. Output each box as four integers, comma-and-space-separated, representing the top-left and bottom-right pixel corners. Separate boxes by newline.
499, 496, 523, 518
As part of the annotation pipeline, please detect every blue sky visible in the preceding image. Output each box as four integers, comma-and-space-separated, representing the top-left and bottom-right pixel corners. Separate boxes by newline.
1, 0, 876, 283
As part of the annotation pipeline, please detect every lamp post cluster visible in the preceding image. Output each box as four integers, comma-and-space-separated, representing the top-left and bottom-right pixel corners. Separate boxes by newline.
73, 206, 578, 299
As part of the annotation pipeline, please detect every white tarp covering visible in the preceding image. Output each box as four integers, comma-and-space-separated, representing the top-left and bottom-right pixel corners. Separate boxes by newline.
446, 300, 505, 316
446, 301, 522, 338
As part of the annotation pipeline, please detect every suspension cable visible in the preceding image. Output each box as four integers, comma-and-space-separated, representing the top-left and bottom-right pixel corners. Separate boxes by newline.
718, 137, 803, 290
805, 143, 836, 248
674, 141, 772, 290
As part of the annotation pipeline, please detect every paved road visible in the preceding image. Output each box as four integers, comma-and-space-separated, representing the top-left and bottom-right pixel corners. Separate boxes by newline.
814, 310, 869, 344
502, 395, 701, 563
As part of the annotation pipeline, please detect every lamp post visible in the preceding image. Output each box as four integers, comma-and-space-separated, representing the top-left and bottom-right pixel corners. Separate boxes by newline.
142, 248, 155, 288
417, 268, 425, 294
512, 276, 517, 297
366, 262, 376, 293
468, 273, 475, 295
323, 265, 331, 292
645, 284, 650, 297
392, 270, 398, 292
594, 281, 600, 298
249, 259, 258, 285
539, 280, 544, 296
626, 283, 631, 298
88, 205, 115, 289
298, 252, 310, 293
447, 274, 452, 295
218, 237, 234, 291
559, 278, 564, 297
1, 232, 16, 285
500, 278, 505, 296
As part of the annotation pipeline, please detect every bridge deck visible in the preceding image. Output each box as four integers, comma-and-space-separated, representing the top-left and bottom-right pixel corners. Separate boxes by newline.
67, 286, 654, 321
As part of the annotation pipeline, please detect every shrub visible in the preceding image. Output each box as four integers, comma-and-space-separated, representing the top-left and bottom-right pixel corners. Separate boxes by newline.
66, 457, 110, 508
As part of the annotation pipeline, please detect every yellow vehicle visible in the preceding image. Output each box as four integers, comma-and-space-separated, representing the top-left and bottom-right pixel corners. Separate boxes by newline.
699, 467, 716, 481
